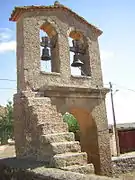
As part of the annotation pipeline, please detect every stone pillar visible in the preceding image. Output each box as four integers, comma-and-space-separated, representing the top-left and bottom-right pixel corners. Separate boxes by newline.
13, 93, 26, 157
91, 99, 112, 176
87, 36, 104, 87
58, 32, 71, 82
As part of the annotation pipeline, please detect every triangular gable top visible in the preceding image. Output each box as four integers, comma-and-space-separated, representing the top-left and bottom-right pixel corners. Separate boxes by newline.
9, 4, 102, 36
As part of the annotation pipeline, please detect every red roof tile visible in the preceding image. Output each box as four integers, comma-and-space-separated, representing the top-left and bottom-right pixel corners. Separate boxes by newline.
9, 4, 102, 36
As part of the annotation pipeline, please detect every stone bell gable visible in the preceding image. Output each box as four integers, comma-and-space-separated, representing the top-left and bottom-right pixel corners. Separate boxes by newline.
10, 2, 103, 91
10, 2, 112, 176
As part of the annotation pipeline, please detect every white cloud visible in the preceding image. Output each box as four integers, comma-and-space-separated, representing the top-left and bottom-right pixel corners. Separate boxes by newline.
100, 50, 114, 60
0, 28, 16, 53
0, 41, 16, 53
106, 89, 135, 125
0, 28, 13, 41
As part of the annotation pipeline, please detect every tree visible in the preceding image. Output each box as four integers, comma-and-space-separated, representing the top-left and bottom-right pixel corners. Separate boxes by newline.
0, 101, 14, 145
63, 113, 80, 133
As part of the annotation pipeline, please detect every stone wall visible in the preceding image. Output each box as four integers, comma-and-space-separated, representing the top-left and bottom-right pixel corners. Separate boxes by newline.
112, 156, 135, 177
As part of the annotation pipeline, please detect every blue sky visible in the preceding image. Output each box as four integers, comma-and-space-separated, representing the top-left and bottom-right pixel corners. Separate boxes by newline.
0, 0, 135, 124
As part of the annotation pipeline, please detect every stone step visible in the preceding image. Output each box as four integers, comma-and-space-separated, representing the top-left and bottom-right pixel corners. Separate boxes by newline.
36, 112, 63, 123
40, 132, 75, 144
51, 141, 81, 154
21, 91, 37, 98
28, 97, 51, 106
40, 113, 63, 120
38, 141, 81, 161
60, 164, 94, 174
37, 123, 68, 135
50, 152, 87, 168
31, 105, 57, 112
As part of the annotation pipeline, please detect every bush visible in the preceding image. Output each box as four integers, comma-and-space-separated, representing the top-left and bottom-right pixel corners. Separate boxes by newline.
0, 101, 14, 145
63, 113, 80, 133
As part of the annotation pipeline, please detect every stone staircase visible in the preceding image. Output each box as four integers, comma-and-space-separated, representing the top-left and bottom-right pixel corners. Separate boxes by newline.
24, 92, 94, 174
39, 132, 94, 174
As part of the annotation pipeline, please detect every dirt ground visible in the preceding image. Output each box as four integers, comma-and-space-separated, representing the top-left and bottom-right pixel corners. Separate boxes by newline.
119, 172, 135, 180
0, 145, 15, 159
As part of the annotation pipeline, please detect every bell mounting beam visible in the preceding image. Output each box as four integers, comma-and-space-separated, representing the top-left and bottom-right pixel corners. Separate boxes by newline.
70, 40, 85, 54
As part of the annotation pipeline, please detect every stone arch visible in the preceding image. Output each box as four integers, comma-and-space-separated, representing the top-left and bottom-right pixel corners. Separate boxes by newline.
40, 22, 57, 38
39, 17, 61, 35
67, 27, 84, 38
53, 98, 101, 174
69, 107, 100, 173
39, 19, 60, 73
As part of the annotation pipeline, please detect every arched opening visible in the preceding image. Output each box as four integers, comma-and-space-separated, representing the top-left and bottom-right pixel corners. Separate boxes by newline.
68, 107, 100, 174
40, 30, 51, 72
63, 112, 80, 142
51, 96, 108, 175
40, 23, 60, 73
68, 36, 81, 76
68, 31, 83, 76
68, 30, 91, 77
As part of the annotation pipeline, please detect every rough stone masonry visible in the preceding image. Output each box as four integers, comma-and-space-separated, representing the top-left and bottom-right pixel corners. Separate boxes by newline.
10, 1, 112, 176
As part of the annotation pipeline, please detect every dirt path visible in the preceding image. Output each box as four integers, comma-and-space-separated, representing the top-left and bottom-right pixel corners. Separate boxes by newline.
0, 145, 15, 158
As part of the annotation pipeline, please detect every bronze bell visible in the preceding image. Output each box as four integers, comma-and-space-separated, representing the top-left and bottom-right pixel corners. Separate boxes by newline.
41, 47, 51, 61
71, 54, 84, 67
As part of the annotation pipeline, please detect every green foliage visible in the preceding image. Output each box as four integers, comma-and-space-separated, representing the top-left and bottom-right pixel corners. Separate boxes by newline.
0, 101, 14, 145
63, 113, 80, 133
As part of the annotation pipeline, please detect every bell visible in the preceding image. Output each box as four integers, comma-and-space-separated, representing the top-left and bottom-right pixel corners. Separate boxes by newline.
71, 54, 84, 67
41, 47, 51, 61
